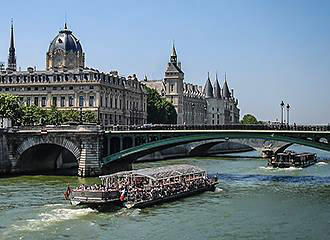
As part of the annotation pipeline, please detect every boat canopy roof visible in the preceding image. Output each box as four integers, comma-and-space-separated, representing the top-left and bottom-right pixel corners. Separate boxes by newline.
100, 164, 206, 181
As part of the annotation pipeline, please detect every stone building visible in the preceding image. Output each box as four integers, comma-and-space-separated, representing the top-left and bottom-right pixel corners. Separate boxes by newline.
0, 22, 147, 126
144, 45, 240, 125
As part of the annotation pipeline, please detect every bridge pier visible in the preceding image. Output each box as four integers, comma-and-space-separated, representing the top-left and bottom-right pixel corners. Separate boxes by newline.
78, 134, 102, 177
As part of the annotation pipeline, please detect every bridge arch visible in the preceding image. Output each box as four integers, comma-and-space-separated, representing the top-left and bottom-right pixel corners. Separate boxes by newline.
15, 137, 81, 173
17, 137, 81, 161
102, 132, 330, 167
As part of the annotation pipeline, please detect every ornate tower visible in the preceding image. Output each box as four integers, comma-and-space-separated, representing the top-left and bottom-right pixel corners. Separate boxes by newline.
164, 43, 184, 124
46, 23, 85, 70
7, 19, 17, 71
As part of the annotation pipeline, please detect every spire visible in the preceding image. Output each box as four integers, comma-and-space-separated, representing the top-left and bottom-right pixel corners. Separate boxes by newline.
213, 72, 222, 99
223, 73, 231, 99
172, 41, 177, 57
64, 12, 68, 29
170, 41, 177, 64
203, 72, 214, 98
7, 18, 16, 71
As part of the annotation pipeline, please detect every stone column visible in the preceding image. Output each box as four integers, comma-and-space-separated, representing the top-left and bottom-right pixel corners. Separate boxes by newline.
78, 133, 102, 177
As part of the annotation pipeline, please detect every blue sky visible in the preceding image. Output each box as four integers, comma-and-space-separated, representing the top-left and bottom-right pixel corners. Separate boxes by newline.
0, 0, 329, 124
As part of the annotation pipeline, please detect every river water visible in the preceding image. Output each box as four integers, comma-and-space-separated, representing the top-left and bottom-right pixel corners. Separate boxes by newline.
1, 145, 330, 240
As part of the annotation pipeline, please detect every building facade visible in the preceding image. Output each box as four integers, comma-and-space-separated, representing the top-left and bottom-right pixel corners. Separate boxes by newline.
144, 45, 240, 125
0, 22, 147, 126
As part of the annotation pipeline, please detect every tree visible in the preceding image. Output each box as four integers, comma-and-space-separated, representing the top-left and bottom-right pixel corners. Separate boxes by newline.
21, 105, 47, 125
45, 106, 63, 125
0, 93, 23, 125
82, 111, 97, 123
62, 109, 80, 123
241, 114, 259, 124
145, 87, 177, 124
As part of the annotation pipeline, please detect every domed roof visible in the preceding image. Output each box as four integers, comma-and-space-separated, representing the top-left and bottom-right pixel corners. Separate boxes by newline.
48, 23, 83, 53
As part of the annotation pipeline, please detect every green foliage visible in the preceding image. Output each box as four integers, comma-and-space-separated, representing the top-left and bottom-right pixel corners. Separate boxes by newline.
82, 111, 97, 123
0, 93, 98, 126
146, 87, 177, 124
21, 105, 47, 126
241, 114, 259, 124
62, 109, 80, 123
0, 94, 23, 124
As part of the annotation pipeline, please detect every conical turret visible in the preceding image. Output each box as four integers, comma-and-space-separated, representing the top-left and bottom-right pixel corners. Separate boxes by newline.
203, 72, 214, 98
213, 73, 222, 99
222, 73, 231, 99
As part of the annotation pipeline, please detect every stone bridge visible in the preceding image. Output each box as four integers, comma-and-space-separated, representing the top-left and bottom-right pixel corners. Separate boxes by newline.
0, 125, 103, 177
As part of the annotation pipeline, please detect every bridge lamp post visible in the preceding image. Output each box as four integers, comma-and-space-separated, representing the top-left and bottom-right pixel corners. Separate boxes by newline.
286, 104, 290, 126
97, 107, 101, 126
192, 103, 195, 126
79, 107, 83, 124
280, 101, 285, 125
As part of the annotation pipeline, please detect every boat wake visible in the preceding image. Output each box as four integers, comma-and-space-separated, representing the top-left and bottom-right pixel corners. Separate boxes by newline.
8, 206, 96, 233
259, 166, 303, 171
316, 162, 328, 166
214, 187, 224, 193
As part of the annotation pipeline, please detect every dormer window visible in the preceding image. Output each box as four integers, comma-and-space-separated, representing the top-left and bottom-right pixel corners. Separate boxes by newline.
58, 38, 63, 43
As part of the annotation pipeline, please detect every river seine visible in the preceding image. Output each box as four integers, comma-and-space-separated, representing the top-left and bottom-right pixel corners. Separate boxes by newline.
1, 145, 330, 240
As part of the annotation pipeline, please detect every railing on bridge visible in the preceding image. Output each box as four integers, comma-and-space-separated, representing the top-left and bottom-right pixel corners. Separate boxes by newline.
7, 123, 330, 132
104, 124, 330, 132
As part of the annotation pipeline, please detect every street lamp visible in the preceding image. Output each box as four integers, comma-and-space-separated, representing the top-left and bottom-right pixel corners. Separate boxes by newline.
192, 103, 195, 125
280, 101, 284, 125
79, 107, 83, 124
286, 104, 290, 125
97, 106, 101, 125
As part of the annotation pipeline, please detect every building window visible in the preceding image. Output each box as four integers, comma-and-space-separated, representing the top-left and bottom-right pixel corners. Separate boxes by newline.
42, 87, 46, 90
52, 97, 57, 107
171, 84, 174, 92
69, 86, 73, 90
53, 87, 57, 90
34, 97, 39, 106
26, 97, 31, 106
110, 97, 113, 108
60, 96, 65, 107
115, 98, 118, 109
105, 96, 108, 108
119, 100, 122, 109
89, 85, 94, 89
89, 96, 95, 107
79, 96, 84, 107
69, 96, 74, 107
41, 97, 46, 107
100, 96, 103, 107
34, 87, 38, 91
